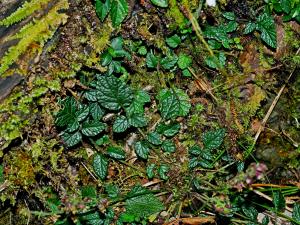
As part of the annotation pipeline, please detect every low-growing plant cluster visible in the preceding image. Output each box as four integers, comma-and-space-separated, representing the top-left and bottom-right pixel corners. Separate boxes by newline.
0, 0, 300, 224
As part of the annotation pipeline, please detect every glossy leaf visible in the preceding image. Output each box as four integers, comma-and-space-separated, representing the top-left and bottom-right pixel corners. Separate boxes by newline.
147, 132, 162, 145
93, 153, 108, 180
128, 113, 148, 127
273, 191, 285, 211
150, 0, 168, 8
166, 34, 181, 48
158, 164, 169, 180
157, 88, 191, 120
161, 140, 176, 153
81, 120, 106, 136
62, 131, 82, 147
95, 0, 111, 21
89, 102, 105, 121
202, 128, 226, 151
177, 53, 192, 69
113, 115, 130, 133
134, 141, 150, 159
146, 164, 156, 179
292, 203, 300, 225
107, 146, 125, 159
156, 122, 180, 137
146, 51, 158, 68
111, 0, 128, 27
93, 75, 133, 110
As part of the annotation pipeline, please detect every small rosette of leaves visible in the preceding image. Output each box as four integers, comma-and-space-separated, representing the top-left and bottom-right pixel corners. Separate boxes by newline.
189, 128, 226, 169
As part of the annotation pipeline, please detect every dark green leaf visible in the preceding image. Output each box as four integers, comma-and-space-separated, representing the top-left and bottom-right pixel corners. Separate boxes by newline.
125, 193, 164, 219
182, 68, 191, 77
95, 0, 111, 21
205, 55, 219, 69
0, 165, 4, 183
62, 131, 82, 147
146, 51, 158, 68
225, 21, 238, 33
262, 216, 269, 225
84, 90, 98, 102
113, 115, 130, 133
146, 164, 156, 179
79, 211, 103, 225
111, 0, 128, 27
156, 122, 180, 137
292, 203, 300, 225
273, 191, 285, 211
66, 120, 79, 133
135, 90, 151, 103
150, 0, 168, 8
281, 0, 291, 14
81, 186, 97, 198
189, 145, 202, 156
177, 53, 192, 69
93, 153, 108, 180
93, 75, 133, 110
89, 102, 105, 121
198, 160, 213, 169
202, 128, 226, 151
76, 105, 89, 122
157, 88, 191, 120
134, 141, 150, 159
56, 97, 77, 127
161, 140, 176, 153
189, 157, 198, 169
107, 146, 125, 159
147, 132, 163, 145
111, 36, 123, 50
81, 120, 106, 136
126, 185, 151, 198
138, 46, 147, 55
105, 184, 119, 199
158, 164, 169, 180
101, 51, 113, 66
223, 12, 236, 20
208, 39, 222, 49
95, 135, 110, 146
161, 54, 178, 70
242, 205, 258, 221
129, 113, 148, 127
166, 34, 181, 48
257, 13, 277, 48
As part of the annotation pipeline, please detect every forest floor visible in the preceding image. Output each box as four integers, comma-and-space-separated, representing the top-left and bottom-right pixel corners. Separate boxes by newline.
0, 0, 300, 224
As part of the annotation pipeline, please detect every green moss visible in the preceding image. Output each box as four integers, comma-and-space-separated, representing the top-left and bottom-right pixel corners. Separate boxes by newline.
0, 0, 69, 75
166, 0, 187, 30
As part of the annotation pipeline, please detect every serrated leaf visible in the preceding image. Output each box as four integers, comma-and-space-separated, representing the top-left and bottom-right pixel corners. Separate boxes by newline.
146, 164, 156, 179
62, 131, 82, 147
89, 102, 105, 120
242, 206, 258, 221
208, 39, 222, 49
223, 12, 236, 20
105, 184, 119, 198
292, 203, 300, 225
156, 122, 180, 137
111, 0, 128, 27
225, 21, 238, 33
129, 113, 148, 127
202, 128, 226, 151
81, 185, 97, 198
281, 0, 291, 14
134, 141, 150, 159
101, 51, 113, 66
93, 153, 108, 180
93, 75, 133, 110
96, 135, 110, 146
189, 145, 202, 156
138, 46, 147, 55
66, 120, 80, 133
273, 191, 285, 211
157, 88, 191, 120
158, 164, 169, 180
76, 105, 89, 122
205, 55, 218, 69
182, 68, 191, 77
113, 115, 130, 133
81, 121, 106, 136
135, 90, 151, 103
125, 193, 164, 219
126, 90, 150, 116
107, 146, 125, 159
161, 140, 176, 153
257, 13, 277, 48
161, 54, 178, 70
150, 0, 168, 8
127, 185, 151, 198
79, 211, 103, 225
146, 51, 158, 68
177, 53, 192, 69
147, 132, 162, 145
56, 97, 77, 127
84, 90, 98, 102
189, 157, 198, 169
166, 34, 181, 48
95, 0, 111, 21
